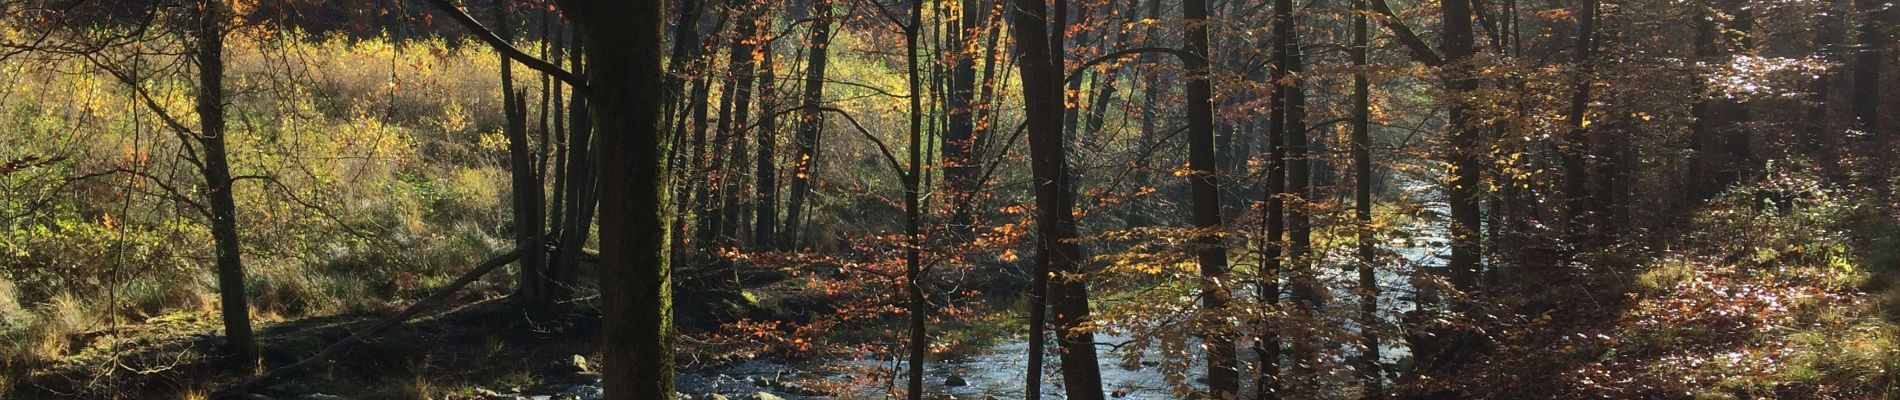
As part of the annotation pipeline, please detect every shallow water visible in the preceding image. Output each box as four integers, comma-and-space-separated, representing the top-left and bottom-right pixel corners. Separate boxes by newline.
677, 182, 1450, 399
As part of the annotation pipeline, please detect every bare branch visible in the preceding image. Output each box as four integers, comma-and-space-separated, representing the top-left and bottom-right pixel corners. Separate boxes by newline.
418, 0, 589, 91
1067, 47, 1189, 87
1366, 0, 1446, 66
819, 106, 909, 180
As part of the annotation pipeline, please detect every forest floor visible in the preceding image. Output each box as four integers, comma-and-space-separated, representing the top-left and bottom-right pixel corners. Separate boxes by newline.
13, 293, 605, 399
12, 179, 1900, 400
9, 266, 911, 400
1415, 177, 1900, 398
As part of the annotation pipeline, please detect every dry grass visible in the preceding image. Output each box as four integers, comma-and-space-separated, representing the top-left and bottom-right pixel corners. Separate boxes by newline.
0, 29, 530, 384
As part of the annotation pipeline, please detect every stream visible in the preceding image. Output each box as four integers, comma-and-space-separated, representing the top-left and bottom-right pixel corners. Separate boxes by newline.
665, 183, 1450, 399
661, 180, 1444, 396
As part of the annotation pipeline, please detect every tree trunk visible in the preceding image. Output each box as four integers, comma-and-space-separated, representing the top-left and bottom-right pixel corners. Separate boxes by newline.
1350, 0, 1382, 395
665, 0, 707, 125
1691, 0, 1753, 201
755, 42, 780, 248
1182, 0, 1237, 397
1443, 0, 1483, 294
1275, 0, 1321, 389
1806, 0, 1847, 164
666, 0, 709, 246
550, 29, 569, 242
495, 0, 552, 320
552, 34, 595, 303
697, 70, 730, 257
1009, 0, 1106, 398
195, 0, 256, 364
782, 0, 833, 249
1257, 11, 1288, 397
567, 0, 673, 397
719, 1, 763, 250
1724, 6, 1755, 184
1852, 0, 1886, 142
1688, 14, 1717, 204
903, 0, 929, 397
944, 0, 985, 236
1126, 0, 1162, 230
1560, 0, 1599, 246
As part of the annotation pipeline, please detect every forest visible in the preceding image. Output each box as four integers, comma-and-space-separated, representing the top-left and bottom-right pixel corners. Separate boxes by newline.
0, 0, 1897, 398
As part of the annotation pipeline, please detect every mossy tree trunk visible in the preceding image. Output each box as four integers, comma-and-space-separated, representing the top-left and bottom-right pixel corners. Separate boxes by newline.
557, 0, 673, 398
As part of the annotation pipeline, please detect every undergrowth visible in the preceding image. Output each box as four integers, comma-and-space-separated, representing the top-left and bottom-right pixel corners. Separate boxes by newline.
1456, 166, 1900, 399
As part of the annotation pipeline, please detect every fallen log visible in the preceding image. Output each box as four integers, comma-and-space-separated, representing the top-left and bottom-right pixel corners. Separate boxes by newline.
215, 247, 525, 398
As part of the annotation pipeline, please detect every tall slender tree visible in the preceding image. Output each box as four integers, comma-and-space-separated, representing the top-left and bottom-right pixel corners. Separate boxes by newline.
1560, 0, 1600, 245
551, 33, 594, 303
493, 0, 551, 319
902, 0, 930, 397
782, 0, 834, 249
718, 0, 763, 250
754, 40, 780, 247
1008, 0, 1107, 398
944, 0, 987, 235
1442, 0, 1483, 294
195, 0, 257, 364
1350, 0, 1382, 394
1851, 0, 1886, 141
1275, 0, 1321, 387
1258, 5, 1289, 394
1181, 0, 1237, 396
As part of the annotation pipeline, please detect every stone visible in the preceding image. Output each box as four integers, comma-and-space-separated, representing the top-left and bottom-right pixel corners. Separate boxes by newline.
778, 383, 830, 396
745, 392, 784, 400
700, 394, 730, 400
944, 375, 968, 387
543, 354, 592, 377
298, 394, 345, 400
569, 354, 592, 372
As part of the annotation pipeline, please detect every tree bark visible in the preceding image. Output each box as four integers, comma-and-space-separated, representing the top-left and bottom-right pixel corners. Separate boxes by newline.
561, 0, 674, 397
1805, 0, 1847, 163
719, 0, 763, 250
944, 0, 986, 236
495, 0, 552, 320
755, 42, 780, 248
782, 0, 833, 249
1560, 0, 1599, 246
1350, 0, 1382, 395
1257, 9, 1288, 396
1852, 0, 1886, 141
1182, 0, 1237, 397
1274, 0, 1321, 389
1443, 0, 1483, 294
1009, 0, 1107, 398
552, 34, 595, 304
903, 0, 930, 397
195, 0, 256, 364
